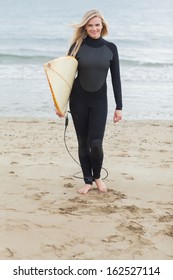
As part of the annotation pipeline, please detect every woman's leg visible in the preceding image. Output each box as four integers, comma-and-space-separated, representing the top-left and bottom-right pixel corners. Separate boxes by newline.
70, 93, 93, 187
89, 93, 107, 178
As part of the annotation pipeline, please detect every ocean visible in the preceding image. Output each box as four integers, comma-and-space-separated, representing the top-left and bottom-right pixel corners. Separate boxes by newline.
0, 0, 173, 120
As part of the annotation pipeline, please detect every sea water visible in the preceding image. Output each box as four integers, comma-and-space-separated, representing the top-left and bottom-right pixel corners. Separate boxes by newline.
0, 0, 173, 120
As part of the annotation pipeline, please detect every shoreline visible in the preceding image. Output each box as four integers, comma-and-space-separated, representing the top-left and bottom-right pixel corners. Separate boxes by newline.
0, 117, 173, 259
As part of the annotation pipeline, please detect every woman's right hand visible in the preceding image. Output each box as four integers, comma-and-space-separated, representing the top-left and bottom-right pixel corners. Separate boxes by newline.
55, 107, 64, 118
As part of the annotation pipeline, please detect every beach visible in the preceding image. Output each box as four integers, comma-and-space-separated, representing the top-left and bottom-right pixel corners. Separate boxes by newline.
0, 117, 173, 260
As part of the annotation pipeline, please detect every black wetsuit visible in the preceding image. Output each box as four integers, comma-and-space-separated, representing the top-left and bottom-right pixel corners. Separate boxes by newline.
69, 36, 122, 185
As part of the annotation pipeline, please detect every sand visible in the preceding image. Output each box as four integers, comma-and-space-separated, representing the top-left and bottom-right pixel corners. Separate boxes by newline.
0, 117, 173, 260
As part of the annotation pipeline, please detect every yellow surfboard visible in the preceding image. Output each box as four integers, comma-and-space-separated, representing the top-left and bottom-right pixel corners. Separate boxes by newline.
44, 56, 78, 117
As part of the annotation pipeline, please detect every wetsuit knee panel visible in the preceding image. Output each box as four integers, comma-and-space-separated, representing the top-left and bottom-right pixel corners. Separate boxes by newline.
78, 136, 89, 157
90, 139, 103, 159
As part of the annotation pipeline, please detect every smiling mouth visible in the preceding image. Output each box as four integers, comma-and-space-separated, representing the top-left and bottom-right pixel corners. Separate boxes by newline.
91, 32, 99, 35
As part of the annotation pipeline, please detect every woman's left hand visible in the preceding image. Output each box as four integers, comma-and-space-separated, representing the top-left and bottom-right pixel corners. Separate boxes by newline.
113, 110, 122, 123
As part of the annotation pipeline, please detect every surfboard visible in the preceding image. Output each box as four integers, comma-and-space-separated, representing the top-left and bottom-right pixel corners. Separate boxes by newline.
44, 56, 78, 117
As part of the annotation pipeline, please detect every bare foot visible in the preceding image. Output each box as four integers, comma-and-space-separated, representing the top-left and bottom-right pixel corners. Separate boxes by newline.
77, 184, 92, 194
95, 179, 107, 192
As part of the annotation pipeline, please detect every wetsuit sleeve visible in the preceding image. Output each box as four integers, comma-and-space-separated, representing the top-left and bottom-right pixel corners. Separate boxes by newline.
109, 44, 123, 110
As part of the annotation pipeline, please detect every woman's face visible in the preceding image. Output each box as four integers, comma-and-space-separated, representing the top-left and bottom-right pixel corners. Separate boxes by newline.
85, 16, 103, 39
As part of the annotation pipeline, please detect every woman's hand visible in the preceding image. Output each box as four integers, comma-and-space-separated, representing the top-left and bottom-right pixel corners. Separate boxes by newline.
113, 110, 122, 123
55, 107, 64, 118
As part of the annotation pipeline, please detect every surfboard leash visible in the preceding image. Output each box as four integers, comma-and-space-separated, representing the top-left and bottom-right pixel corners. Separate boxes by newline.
63, 112, 108, 180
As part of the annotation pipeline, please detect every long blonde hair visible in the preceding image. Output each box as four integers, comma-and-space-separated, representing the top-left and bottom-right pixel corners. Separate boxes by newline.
69, 9, 108, 57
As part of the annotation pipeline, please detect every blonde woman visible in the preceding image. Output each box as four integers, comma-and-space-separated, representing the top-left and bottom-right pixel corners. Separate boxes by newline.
67, 10, 122, 194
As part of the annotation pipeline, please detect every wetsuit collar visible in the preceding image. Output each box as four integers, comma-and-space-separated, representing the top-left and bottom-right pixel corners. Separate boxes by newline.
85, 35, 104, 47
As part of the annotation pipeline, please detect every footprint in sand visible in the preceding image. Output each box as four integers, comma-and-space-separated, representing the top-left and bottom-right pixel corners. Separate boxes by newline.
127, 221, 145, 234
122, 205, 153, 214
121, 173, 134, 180
106, 189, 127, 200
102, 235, 125, 243
68, 197, 91, 204
116, 222, 153, 255
64, 183, 75, 188
42, 244, 57, 253
158, 214, 173, 223
87, 188, 126, 202
98, 205, 119, 214
0, 247, 14, 258
156, 225, 173, 237
9, 171, 15, 174
41, 244, 61, 257
117, 221, 145, 235
59, 206, 79, 215
25, 192, 49, 201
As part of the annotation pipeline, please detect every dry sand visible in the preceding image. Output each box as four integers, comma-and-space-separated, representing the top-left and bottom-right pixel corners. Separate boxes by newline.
0, 117, 173, 260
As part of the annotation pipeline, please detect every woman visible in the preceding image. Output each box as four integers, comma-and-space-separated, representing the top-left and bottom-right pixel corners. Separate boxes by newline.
58, 10, 122, 194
